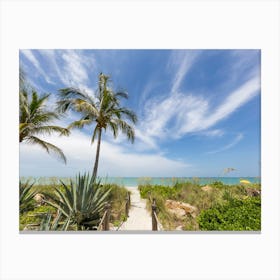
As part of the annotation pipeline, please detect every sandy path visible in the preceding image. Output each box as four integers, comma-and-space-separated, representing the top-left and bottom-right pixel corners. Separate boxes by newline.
118, 187, 152, 231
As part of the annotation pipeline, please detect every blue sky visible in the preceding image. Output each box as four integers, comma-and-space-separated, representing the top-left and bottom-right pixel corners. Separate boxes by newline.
19, 49, 261, 177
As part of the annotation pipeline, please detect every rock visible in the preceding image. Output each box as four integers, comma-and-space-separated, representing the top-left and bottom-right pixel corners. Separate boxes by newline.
165, 199, 198, 218
175, 225, 183, 230
168, 208, 186, 218
109, 223, 117, 230
246, 188, 261, 197
34, 193, 46, 205
201, 185, 212, 192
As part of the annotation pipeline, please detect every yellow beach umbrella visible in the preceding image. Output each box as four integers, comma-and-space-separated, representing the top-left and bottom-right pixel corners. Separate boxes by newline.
240, 179, 251, 184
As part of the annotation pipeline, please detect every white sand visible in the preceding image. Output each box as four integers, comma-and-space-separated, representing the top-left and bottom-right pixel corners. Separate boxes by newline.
118, 187, 152, 231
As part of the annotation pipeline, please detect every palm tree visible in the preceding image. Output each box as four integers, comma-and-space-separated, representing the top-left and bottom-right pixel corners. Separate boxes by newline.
19, 89, 70, 163
57, 73, 137, 177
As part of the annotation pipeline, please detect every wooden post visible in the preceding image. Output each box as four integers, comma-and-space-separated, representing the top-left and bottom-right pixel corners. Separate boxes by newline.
125, 193, 130, 217
104, 203, 111, 231
152, 198, 157, 231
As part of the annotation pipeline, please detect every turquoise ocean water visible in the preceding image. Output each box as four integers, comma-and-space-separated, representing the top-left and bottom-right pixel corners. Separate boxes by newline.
20, 176, 261, 187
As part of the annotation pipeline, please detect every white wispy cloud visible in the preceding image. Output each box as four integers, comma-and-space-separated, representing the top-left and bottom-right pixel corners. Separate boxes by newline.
37, 50, 97, 94
20, 131, 189, 177
138, 75, 260, 143
200, 129, 225, 137
168, 50, 200, 93
202, 77, 259, 127
206, 133, 244, 154
134, 128, 158, 150
21, 49, 54, 85
61, 50, 89, 85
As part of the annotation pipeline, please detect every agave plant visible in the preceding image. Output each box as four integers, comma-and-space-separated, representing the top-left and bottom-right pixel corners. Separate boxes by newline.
43, 173, 111, 230
39, 211, 70, 231
19, 181, 37, 213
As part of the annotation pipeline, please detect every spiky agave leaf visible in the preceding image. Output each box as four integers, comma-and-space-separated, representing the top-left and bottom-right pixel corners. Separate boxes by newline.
39, 211, 70, 231
19, 180, 37, 213
43, 173, 111, 229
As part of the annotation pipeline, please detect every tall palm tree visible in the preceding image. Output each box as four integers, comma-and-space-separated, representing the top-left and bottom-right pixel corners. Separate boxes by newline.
19, 89, 70, 163
57, 73, 137, 177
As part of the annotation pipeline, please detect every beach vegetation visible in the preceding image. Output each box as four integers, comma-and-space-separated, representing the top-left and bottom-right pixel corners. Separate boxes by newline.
19, 176, 129, 231
198, 196, 261, 231
19, 180, 37, 213
139, 181, 261, 231
42, 173, 111, 230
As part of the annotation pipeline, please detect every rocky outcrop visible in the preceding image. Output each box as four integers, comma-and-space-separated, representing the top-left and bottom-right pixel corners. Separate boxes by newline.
165, 199, 198, 219
34, 193, 46, 205
246, 188, 261, 197
201, 185, 212, 192
175, 225, 183, 230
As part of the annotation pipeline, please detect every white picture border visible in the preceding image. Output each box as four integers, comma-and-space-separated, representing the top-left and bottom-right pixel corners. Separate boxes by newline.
1, 0, 279, 279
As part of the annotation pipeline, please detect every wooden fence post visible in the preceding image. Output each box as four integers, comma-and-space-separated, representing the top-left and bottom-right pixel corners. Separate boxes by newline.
104, 203, 111, 231
152, 198, 157, 231
128, 192, 131, 206
125, 192, 130, 217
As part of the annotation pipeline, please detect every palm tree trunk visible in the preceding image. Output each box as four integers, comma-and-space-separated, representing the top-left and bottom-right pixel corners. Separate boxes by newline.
93, 128, 102, 178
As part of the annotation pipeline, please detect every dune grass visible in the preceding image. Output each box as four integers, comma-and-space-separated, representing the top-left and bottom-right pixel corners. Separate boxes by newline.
139, 181, 261, 231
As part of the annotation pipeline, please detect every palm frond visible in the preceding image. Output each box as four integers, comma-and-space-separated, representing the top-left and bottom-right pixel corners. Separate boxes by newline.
26, 136, 67, 164
59, 88, 94, 105
19, 122, 32, 133
19, 90, 30, 122
114, 119, 135, 143
31, 125, 70, 137
68, 118, 93, 130
32, 111, 60, 125
108, 120, 119, 138
30, 91, 50, 115
117, 107, 138, 123
73, 99, 99, 116
114, 91, 128, 99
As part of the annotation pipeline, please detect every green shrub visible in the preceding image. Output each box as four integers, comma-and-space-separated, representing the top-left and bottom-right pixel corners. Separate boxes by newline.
19, 205, 56, 230
139, 185, 177, 199
210, 181, 224, 188
198, 197, 261, 231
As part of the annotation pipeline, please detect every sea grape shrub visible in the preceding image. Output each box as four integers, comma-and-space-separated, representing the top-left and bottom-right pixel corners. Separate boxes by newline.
198, 197, 261, 231
210, 181, 224, 188
19, 205, 57, 230
139, 185, 177, 199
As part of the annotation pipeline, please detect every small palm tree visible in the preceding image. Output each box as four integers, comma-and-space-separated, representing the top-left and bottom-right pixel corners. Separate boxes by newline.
19, 90, 70, 163
57, 73, 137, 177
43, 173, 111, 230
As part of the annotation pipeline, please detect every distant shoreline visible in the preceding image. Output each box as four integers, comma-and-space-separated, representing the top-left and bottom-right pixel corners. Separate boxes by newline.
20, 176, 261, 187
